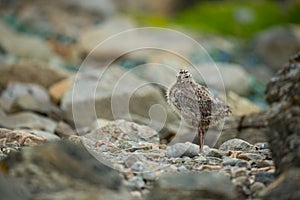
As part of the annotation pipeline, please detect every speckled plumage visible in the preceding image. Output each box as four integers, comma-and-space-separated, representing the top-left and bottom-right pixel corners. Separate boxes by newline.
167, 69, 231, 152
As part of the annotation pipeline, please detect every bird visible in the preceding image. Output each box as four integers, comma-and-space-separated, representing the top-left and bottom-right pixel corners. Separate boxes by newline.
167, 69, 231, 153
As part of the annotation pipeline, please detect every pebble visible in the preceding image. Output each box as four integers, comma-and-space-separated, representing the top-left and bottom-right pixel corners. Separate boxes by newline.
166, 142, 199, 158
131, 161, 145, 172
222, 157, 241, 166
219, 139, 253, 151
125, 176, 145, 190
250, 182, 266, 195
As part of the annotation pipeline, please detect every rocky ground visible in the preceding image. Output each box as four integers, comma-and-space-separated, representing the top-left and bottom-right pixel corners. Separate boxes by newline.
0, 1, 300, 200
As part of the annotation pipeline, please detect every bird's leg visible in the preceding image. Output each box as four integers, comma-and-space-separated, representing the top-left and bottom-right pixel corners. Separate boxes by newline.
198, 127, 204, 153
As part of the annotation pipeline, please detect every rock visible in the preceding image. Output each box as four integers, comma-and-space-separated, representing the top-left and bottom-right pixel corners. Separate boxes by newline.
222, 91, 261, 116
253, 172, 275, 185
23, 129, 60, 141
265, 52, 300, 176
1, 140, 130, 200
62, 0, 115, 16
0, 22, 60, 62
79, 22, 196, 61
0, 60, 69, 92
48, 78, 73, 104
215, 114, 269, 148
125, 176, 145, 190
166, 142, 199, 158
219, 139, 253, 151
62, 66, 177, 128
262, 168, 300, 200
222, 157, 242, 167
9, 0, 113, 38
147, 171, 237, 200
192, 63, 251, 96
253, 25, 300, 71
0, 82, 61, 119
54, 121, 76, 138
85, 120, 159, 145
250, 182, 265, 196
78, 17, 135, 59
0, 174, 29, 200
0, 112, 57, 133
0, 128, 46, 146
207, 148, 228, 158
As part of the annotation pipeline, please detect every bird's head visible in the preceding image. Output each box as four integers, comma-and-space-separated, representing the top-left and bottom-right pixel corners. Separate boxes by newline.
176, 69, 193, 83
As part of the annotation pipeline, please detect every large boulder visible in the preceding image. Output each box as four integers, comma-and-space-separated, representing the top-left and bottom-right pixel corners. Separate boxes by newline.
0, 140, 130, 199
253, 25, 300, 71
61, 66, 177, 128
0, 60, 69, 92
264, 52, 300, 176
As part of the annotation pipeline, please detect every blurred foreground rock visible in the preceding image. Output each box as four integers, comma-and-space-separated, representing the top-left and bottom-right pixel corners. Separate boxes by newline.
0, 141, 130, 200
148, 172, 236, 200
0, 61, 69, 92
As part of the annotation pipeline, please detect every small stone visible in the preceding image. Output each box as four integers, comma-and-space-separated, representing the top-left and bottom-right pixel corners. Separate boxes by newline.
54, 121, 76, 138
177, 165, 188, 172
231, 167, 248, 178
142, 172, 158, 181
254, 142, 270, 150
23, 129, 60, 141
0, 112, 57, 133
232, 176, 251, 187
222, 157, 241, 166
126, 176, 145, 190
124, 154, 144, 168
131, 161, 145, 172
219, 139, 253, 151
166, 142, 199, 158
207, 148, 228, 158
130, 191, 142, 199
251, 160, 274, 168
252, 172, 275, 185
48, 78, 73, 104
236, 160, 251, 169
237, 153, 264, 161
148, 171, 237, 199
250, 182, 265, 194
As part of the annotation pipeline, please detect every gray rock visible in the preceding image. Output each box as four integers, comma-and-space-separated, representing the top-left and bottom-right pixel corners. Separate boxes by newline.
130, 161, 146, 172
0, 82, 61, 119
2, 140, 130, 200
219, 139, 253, 151
23, 129, 60, 141
0, 112, 57, 133
265, 52, 300, 176
166, 142, 199, 158
262, 169, 300, 200
54, 121, 76, 138
125, 176, 145, 190
222, 157, 242, 166
250, 182, 265, 196
0, 128, 46, 147
85, 120, 160, 145
62, 66, 177, 128
0, 61, 69, 92
148, 171, 237, 200
253, 25, 300, 70
253, 172, 275, 185
192, 63, 251, 96
207, 148, 228, 158
0, 174, 29, 200
0, 22, 60, 62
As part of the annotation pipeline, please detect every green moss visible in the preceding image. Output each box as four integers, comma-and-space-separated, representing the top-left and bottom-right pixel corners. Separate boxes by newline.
131, 1, 300, 39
